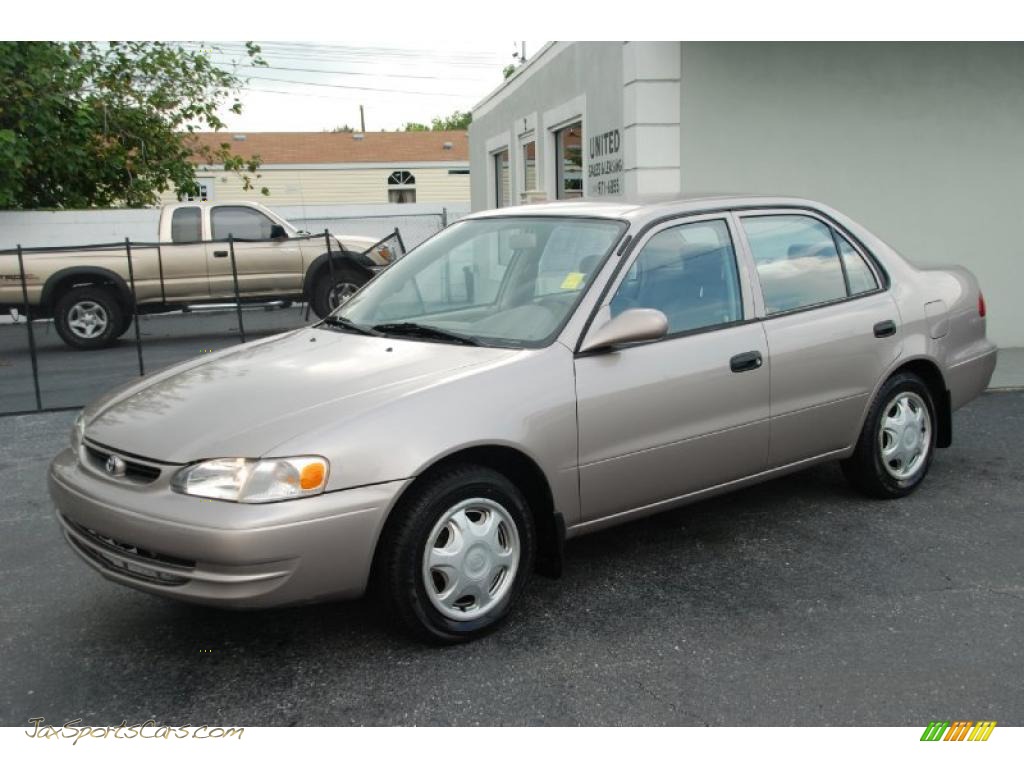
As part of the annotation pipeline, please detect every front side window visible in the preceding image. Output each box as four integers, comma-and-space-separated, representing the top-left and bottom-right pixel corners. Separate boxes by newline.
170, 207, 202, 244
555, 122, 583, 199
210, 206, 275, 241
493, 150, 510, 208
742, 215, 848, 314
338, 217, 625, 347
610, 219, 743, 334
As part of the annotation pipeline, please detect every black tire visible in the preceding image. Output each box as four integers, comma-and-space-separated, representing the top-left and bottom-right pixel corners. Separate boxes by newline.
115, 311, 135, 338
375, 464, 535, 644
53, 285, 125, 350
310, 265, 366, 318
841, 372, 937, 499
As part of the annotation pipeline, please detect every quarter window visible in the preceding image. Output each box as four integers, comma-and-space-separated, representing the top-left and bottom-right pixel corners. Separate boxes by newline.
742, 215, 848, 314
170, 207, 202, 244
210, 206, 275, 241
836, 232, 879, 294
610, 219, 743, 334
555, 122, 583, 199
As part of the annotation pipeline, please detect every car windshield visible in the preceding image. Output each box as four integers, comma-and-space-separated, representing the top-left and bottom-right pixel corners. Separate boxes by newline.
332, 216, 626, 347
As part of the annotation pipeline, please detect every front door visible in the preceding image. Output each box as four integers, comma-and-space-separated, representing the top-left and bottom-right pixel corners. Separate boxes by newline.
207, 205, 303, 299
574, 215, 771, 523
735, 211, 903, 467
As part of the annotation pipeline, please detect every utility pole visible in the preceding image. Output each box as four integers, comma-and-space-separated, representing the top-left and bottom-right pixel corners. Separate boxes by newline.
359, 105, 365, 132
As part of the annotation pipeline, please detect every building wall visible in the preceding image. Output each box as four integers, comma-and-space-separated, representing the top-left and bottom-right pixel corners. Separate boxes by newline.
470, 41, 625, 211
159, 164, 470, 206
676, 42, 1024, 347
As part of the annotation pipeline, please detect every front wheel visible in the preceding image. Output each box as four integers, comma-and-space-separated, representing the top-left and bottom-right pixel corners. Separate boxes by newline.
375, 464, 535, 643
841, 372, 936, 498
311, 266, 366, 318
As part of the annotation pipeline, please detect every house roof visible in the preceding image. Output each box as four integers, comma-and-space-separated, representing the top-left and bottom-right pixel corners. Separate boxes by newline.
186, 130, 469, 165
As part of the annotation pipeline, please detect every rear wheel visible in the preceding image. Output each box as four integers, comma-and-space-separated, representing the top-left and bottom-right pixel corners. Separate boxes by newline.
311, 265, 366, 318
53, 285, 124, 350
375, 464, 535, 643
842, 372, 936, 498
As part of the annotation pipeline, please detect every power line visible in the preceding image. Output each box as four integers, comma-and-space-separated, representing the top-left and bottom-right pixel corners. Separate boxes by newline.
242, 74, 473, 97
208, 61, 488, 82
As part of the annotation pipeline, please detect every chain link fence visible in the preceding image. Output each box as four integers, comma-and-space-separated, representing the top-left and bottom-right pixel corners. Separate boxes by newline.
0, 227, 408, 417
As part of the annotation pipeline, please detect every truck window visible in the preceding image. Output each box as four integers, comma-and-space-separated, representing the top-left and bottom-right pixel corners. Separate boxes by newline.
171, 208, 202, 244
211, 206, 275, 241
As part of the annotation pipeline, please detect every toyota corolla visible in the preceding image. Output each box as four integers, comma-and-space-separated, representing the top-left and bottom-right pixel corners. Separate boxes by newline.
49, 196, 997, 642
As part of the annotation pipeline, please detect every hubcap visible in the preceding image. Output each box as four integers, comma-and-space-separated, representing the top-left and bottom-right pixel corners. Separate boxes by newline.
328, 282, 359, 311
67, 300, 109, 339
878, 391, 931, 480
422, 498, 520, 621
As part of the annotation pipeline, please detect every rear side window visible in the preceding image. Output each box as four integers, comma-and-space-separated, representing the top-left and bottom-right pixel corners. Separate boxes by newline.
610, 218, 743, 334
836, 232, 879, 294
742, 215, 847, 314
211, 206, 275, 241
170, 207, 202, 244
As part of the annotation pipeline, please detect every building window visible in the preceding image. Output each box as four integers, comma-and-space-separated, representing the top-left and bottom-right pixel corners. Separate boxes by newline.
388, 170, 416, 203
555, 122, 583, 199
522, 139, 537, 193
183, 177, 214, 202
494, 149, 510, 207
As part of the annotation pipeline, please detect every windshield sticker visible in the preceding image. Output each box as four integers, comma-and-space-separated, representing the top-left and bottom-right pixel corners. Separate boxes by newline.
561, 272, 586, 290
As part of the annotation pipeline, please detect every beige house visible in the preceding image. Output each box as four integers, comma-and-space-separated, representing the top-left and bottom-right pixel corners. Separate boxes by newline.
162, 131, 470, 206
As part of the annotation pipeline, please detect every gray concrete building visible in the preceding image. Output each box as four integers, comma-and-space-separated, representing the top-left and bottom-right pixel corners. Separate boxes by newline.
469, 42, 1023, 347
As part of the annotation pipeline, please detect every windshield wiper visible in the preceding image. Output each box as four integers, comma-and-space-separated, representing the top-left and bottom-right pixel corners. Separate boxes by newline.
320, 315, 379, 336
372, 322, 481, 346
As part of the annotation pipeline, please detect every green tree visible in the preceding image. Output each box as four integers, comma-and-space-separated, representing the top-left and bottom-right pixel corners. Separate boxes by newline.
0, 41, 267, 209
402, 110, 472, 133
329, 124, 355, 133
430, 110, 472, 130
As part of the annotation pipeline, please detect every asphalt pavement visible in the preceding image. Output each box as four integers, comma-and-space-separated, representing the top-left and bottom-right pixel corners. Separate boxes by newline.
0, 394, 1021, 726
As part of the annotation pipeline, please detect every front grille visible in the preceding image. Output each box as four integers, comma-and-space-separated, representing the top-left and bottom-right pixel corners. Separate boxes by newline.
84, 442, 162, 483
63, 515, 195, 570
70, 536, 190, 586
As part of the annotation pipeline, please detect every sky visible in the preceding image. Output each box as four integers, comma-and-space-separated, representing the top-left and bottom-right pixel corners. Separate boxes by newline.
187, 41, 548, 133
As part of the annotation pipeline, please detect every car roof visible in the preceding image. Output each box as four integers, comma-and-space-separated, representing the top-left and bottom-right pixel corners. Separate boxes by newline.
464, 194, 830, 224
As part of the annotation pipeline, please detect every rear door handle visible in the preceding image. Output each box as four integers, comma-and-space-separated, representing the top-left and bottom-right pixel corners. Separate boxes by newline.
873, 320, 897, 338
730, 351, 763, 373
213, 250, 229, 258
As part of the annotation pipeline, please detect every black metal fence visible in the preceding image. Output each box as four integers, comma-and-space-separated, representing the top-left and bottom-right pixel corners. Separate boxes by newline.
0, 228, 406, 417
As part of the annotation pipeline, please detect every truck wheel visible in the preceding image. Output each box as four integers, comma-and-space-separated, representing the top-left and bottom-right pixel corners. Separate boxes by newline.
311, 266, 365, 318
54, 285, 124, 350
841, 372, 936, 499
375, 464, 535, 644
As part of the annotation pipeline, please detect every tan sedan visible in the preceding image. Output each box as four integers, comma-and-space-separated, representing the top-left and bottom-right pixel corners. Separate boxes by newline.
49, 196, 997, 642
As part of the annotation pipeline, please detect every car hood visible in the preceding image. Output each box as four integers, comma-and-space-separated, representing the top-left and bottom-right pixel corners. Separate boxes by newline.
85, 328, 518, 463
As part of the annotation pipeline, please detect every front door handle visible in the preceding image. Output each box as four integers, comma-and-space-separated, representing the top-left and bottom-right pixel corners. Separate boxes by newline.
213, 250, 229, 258
873, 319, 897, 338
730, 350, 763, 373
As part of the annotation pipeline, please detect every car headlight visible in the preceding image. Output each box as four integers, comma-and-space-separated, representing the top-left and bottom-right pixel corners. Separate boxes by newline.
171, 456, 329, 504
70, 412, 86, 452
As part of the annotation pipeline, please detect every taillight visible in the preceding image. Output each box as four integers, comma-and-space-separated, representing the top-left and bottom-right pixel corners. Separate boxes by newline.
978, 292, 986, 318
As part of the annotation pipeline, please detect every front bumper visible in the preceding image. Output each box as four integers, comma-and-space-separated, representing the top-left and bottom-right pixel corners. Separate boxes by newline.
48, 446, 407, 609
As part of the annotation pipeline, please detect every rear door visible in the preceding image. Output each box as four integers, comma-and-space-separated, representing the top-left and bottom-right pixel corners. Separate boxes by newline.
207, 205, 303, 298
734, 210, 902, 467
574, 214, 770, 523
160, 206, 211, 301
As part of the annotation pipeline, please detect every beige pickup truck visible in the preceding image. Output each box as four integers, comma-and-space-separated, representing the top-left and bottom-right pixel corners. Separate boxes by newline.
0, 201, 392, 349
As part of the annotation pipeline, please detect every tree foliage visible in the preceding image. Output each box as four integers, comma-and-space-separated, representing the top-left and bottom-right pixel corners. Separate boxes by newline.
402, 109, 472, 132
0, 41, 267, 209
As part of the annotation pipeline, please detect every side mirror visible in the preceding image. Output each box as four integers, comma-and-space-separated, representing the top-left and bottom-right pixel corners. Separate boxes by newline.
269, 224, 288, 240
579, 308, 668, 353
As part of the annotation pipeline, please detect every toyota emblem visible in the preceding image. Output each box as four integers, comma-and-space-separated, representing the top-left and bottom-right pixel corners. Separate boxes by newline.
105, 455, 127, 477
